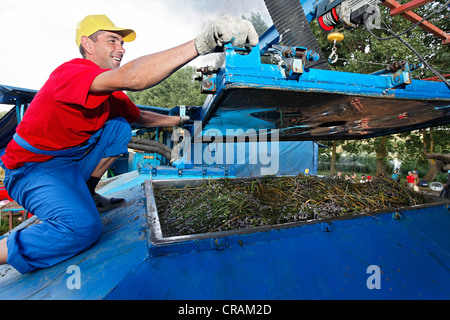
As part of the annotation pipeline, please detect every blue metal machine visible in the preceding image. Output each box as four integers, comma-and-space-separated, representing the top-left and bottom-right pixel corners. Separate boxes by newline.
191, 42, 450, 142
1, 0, 449, 300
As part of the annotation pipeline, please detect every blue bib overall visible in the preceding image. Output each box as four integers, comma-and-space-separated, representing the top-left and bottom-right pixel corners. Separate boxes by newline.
1, 117, 131, 274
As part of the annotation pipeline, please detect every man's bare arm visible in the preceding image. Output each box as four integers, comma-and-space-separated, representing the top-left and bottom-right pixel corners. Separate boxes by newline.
90, 39, 198, 93
134, 110, 180, 128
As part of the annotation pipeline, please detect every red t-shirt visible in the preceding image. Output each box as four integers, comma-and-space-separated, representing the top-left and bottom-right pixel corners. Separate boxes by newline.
1, 58, 141, 169
406, 175, 415, 183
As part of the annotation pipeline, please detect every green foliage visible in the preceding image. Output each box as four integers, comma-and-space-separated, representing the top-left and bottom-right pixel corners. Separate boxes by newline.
396, 126, 450, 158
318, 153, 378, 174
127, 66, 206, 108
319, 125, 450, 178
395, 126, 450, 180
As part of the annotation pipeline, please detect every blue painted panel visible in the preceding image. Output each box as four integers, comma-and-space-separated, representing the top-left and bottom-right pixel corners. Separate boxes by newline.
190, 141, 318, 177
0, 185, 149, 299
105, 203, 450, 300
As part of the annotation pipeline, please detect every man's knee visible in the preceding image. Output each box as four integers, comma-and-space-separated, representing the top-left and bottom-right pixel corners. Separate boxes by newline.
108, 117, 132, 142
54, 207, 103, 252
102, 117, 132, 154
72, 214, 103, 249
77, 117, 132, 180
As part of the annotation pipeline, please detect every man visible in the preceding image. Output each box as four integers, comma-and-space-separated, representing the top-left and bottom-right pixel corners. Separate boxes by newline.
0, 14, 258, 274
391, 170, 400, 183
406, 171, 415, 188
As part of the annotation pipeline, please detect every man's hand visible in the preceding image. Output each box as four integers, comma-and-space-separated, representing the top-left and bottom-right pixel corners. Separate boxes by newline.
195, 15, 259, 56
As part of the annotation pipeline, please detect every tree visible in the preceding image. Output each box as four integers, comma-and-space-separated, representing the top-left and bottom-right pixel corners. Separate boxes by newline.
375, 136, 388, 174
330, 140, 337, 175
396, 125, 450, 179
127, 66, 206, 108
338, 136, 396, 175
422, 128, 436, 181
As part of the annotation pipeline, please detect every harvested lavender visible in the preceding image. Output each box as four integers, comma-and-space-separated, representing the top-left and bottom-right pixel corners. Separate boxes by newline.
154, 174, 433, 237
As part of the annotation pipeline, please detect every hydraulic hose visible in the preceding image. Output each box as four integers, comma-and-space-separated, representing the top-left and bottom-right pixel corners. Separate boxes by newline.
128, 137, 174, 162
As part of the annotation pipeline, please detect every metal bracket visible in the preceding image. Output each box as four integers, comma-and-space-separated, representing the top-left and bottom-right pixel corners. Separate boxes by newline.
372, 61, 422, 89
196, 66, 219, 94
315, 0, 345, 18
269, 45, 320, 79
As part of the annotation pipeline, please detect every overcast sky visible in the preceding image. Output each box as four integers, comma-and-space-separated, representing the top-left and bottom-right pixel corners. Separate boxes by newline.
0, 0, 272, 112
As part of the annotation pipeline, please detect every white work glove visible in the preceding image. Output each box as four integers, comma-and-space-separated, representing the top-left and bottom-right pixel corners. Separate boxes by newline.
178, 116, 192, 126
195, 15, 259, 56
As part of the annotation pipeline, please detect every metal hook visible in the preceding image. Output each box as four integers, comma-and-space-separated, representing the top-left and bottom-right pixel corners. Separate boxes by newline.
328, 41, 338, 64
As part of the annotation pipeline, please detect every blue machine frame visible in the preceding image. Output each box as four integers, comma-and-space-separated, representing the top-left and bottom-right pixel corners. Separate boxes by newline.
192, 41, 450, 141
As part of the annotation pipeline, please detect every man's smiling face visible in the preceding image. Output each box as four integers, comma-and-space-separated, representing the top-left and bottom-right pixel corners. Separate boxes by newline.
89, 30, 125, 69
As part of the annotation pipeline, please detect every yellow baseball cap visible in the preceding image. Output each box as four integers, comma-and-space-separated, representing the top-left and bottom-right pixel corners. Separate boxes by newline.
76, 14, 136, 47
